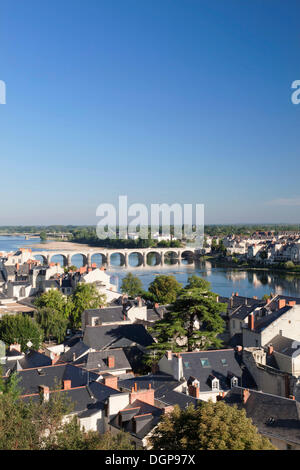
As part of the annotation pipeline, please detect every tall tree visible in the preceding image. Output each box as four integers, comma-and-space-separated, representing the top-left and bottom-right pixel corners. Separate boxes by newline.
0, 314, 43, 352
34, 289, 67, 317
70, 283, 106, 328
35, 307, 69, 343
149, 402, 275, 450
147, 276, 226, 360
148, 275, 182, 305
121, 273, 143, 298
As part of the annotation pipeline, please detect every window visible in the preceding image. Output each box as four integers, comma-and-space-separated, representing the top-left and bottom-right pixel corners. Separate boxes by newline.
231, 376, 238, 388
184, 361, 190, 369
221, 358, 228, 366
200, 358, 210, 368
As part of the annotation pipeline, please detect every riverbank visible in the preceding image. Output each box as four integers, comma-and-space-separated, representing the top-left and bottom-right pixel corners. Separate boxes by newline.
205, 257, 300, 277
27, 240, 103, 251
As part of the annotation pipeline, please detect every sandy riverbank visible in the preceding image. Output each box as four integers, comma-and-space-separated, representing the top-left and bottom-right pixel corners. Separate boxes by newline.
27, 241, 104, 251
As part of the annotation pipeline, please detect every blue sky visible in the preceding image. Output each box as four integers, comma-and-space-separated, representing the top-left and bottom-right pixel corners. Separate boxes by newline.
1, 0, 299, 225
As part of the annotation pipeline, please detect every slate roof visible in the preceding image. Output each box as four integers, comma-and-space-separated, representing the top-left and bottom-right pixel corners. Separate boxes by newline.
267, 335, 300, 358
83, 306, 127, 325
225, 387, 300, 445
179, 349, 244, 392
58, 341, 90, 363
13, 363, 100, 395
75, 349, 132, 372
119, 373, 200, 409
22, 381, 120, 417
83, 324, 154, 350
230, 304, 261, 321
115, 399, 163, 439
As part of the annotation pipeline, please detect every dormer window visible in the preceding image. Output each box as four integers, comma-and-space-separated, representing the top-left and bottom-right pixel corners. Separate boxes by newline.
211, 377, 219, 391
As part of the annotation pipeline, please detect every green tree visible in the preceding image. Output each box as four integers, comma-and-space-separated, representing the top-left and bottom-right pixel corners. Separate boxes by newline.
35, 307, 69, 343
149, 402, 275, 450
0, 314, 43, 352
40, 230, 47, 241
121, 273, 143, 298
70, 283, 106, 328
284, 261, 295, 269
148, 275, 182, 304
34, 289, 67, 316
147, 276, 225, 360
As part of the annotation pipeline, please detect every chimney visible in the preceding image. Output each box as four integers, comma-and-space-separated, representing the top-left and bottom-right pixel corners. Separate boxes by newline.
248, 312, 255, 331
288, 301, 296, 307
235, 345, 243, 353
267, 345, 274, 355
166, 350, 172, 361
51, 353, 60, 365
242, 389, 250, 404
108, 355, 115, 368
235, 292, 239, 296
63, 380, 71, 390
129, 387, 155, 406
39, 385, 50, 402
289, 395, 295, 400
278, 299, 286, 309
103, 376, 118, 390
266, 298, 271, 304
9, 343, 21, 353
188, 382, 200, 399
137, 296, 142, 307
216, 391, 226, 401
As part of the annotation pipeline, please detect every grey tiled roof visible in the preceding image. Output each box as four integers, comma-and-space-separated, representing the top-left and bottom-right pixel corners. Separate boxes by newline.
83, 324, 154, 350
225, 387, 300, 445
180, 349, 244, 392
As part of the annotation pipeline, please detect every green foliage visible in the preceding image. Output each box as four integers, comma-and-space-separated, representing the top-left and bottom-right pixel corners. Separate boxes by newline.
35, 307, 69, 343
284, 260, 295, 269
121, 273, 143, 298
34, 289, 67, 317
148, 275, 182, 304
39, 231, 47, 241
70, 283, 106, 328
147, 276, 226, 362
149, 402, 275, 450
0, 314, 43, 352
0, 379, 134, 450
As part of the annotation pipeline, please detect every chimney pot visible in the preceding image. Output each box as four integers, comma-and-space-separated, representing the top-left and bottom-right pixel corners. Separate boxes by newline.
108, 355, 115, 368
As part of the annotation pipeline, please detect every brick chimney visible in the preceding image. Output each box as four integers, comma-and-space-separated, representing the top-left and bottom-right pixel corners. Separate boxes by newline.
108, 355, 115, 368
288, 301, 296, 307
166, 350, 173, 360
242, 389, 250, 404
39, 385, 50, 402
248, 312, 254, 331
289, 395, 295, 400
63, 380, 71, 390
51, 353, 60, 365
103, 375, 118, 390
267, 345, 274, 355
278, 299, 286, 309
129, 387, 155, 406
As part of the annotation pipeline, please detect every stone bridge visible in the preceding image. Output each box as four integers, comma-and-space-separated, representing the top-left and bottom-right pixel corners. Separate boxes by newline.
32, 247, 201, 268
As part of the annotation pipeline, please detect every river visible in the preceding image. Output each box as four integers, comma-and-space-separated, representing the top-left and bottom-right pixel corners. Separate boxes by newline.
1, 236, 300, 299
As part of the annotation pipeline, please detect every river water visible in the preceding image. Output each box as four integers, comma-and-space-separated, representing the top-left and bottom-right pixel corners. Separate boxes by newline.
1, 236, 300, 299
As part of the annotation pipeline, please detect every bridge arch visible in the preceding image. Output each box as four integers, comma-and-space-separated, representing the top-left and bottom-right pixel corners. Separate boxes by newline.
128, 251, 144, 267
91, 253, 106, 267
50, 253, 68, 267
181, 250, 195, 264
33, 254, 48, 265
146, 251, 161, 266
71, 253, 88, 268
109, 252, 126, 267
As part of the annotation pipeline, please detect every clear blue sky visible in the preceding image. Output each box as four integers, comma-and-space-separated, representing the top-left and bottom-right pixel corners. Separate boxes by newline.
1, 0, 299, 225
